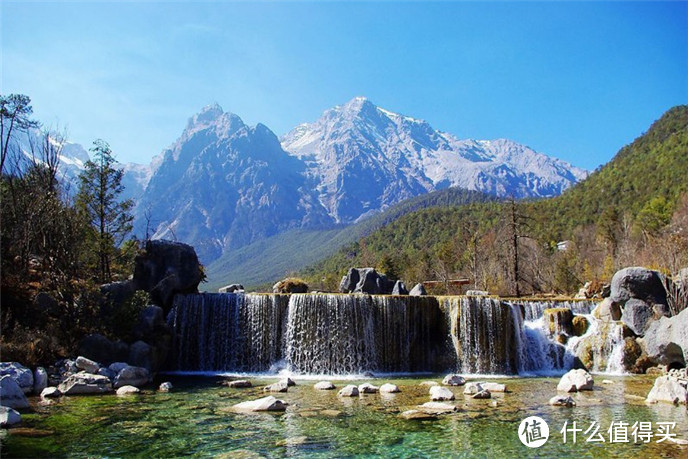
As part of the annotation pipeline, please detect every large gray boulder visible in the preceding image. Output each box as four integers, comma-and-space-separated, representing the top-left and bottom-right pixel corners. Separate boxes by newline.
58, 372, 113, 395
75, 356, 100, 374
33, 367, 48, 394
0, 362, 34, 394
339, 268, 394, 294
646, 375, 688, 404
392, 280, 409, 295
557, 369, 594, 392
642, 307, 688, 367
409, 283, 427, 296
133, 240, 203, 312
113, 366, 150, 389
611, 267, 668, 306
621, 299, 655, 336
429, 386, 455, 401
0, 376, 30, 409
128, 341, 153, 372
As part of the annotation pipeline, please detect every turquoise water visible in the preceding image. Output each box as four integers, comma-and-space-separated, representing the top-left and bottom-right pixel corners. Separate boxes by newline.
2, 375, 687, 458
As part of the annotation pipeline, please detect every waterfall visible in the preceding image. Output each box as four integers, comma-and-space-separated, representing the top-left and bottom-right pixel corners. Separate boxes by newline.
513, 299, 596, 321
167, 292, 602, 376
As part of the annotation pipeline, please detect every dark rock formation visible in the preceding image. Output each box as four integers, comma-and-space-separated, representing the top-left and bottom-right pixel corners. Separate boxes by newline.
77, 334, 129, 365
611, 267, 668, 307
339, 268, 395, 294
392, 280, 408, 295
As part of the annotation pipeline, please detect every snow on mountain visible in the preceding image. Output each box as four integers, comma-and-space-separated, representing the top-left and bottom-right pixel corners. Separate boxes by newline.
281, 96, 587, 223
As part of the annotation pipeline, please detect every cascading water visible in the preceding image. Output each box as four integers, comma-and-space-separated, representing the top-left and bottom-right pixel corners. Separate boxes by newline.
513, 299, 597, 321
167, 293, 602, 376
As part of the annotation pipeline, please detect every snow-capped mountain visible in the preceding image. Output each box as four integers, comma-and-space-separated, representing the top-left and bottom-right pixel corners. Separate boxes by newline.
133, 104, 332, 261
281, 96, 588, 223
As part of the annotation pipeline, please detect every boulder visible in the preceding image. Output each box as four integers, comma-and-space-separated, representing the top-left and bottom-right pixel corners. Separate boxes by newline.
572, 316, 589, 336
0, 362, 34, 394
272, 278, 309, 294
621, 299, 655, 336
263, 381, 288, 393
442, 374, 466, 386
0, 376, 30, 409
58, 372, 113, 395
409, 283, 427, 296
227, 380, 252, 388
75, 356, 100, 374
642, 307, 688, 367
100, 280, 136, 315
358, 383, 379, 394
611, 267, 668, 306
314, 381, 335, 390
392, 280, 409, 295
233, 396, 287, 412
0, 407, 22, 428
132, 239, 203, 312
40, 387, 61, 398
113, 366, 150, 389
338, 268, 394, 294
219, 284, 244, 293
108, 362, 129, 374
646, 376, 688, 404
463, 382, 483, 395
339, 268, 360, 293
282, 377, 296, 387
133, 305, 167, 341
543, 308, 574, 337
472, 390, 491, 399
128, 341, 153, 372
78, 334, 129, 365
33, 292, 60, 316
116, 385, 141, 395
419, 402, 457, 413
481, 382, 507, 393
33, 367, 48, 394
337, 385, 359, 397
557, 369, 594, 392
549, 395, 576, 407
379, 383, 400, 393
592, 298, 622, 322
159, 382, 173, 392
429, 386, 455, 401
97, 367, 115, 380
400, 409, 438, 420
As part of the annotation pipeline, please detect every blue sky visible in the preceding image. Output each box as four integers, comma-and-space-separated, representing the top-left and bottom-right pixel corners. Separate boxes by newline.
2, 1, 686, 170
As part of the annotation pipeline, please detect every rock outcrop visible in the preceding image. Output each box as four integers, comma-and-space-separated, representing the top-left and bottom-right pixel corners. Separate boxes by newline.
339, 268, 395, 294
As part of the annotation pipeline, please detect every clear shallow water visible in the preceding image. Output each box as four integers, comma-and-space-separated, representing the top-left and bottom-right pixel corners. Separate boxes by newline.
2, 375, 687, 458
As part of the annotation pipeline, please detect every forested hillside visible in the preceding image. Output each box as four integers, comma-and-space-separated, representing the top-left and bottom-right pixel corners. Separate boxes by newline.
302, 106, 688, 295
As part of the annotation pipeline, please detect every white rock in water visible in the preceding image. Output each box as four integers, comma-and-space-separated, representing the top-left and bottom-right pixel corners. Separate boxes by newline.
358, 383, 379, 394
557, 369, 594, 392
314, 381, 335, 390
233, 395, 288, 412
442, 374, 466, 386
379, 383, 400, 393
481, 382, 507, 392
550, 395, 576, 407
429, 386, 455, 401
264, 381, 289, 393
646, 376, 688, 405
116, 385, 141, 395
463, 382, 483, 395
281, 377, 296, 387
338, 385, 359, 397
159, 382, 173, 392
0, 406, 22, 427
419, 402, 457, 413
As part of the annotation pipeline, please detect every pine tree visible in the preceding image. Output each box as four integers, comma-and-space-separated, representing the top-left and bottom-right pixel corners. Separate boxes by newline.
76, 139, 134, 283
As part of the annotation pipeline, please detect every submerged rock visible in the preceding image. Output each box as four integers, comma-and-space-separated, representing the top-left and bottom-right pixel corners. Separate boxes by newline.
400, 409, 438, 420
379, 383, 400, 393
429, 386, 455, 401
313, 381, 335, 390
442, 374, 466, 386
0, 407, 22, 428
419, 402, 457, 413
337, 385, 359, 397
233, 396, 288, 412
549, 395, 576, 407
646, 375, 688, 405
264, 381, 288, 393
0, 376, 29, 409
419, 381, 438, 387
227, 380, 252, 388
557, 369, 594, 392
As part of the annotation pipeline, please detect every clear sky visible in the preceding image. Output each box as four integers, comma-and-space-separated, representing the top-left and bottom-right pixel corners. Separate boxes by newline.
1, 1, 686, 170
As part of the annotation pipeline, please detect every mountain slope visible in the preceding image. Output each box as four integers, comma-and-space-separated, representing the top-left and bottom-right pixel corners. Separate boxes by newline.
282, 97, 587, 223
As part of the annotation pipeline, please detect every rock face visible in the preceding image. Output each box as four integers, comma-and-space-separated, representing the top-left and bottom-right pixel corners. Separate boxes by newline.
339, 268, 394, 294
611, 267, 668, 306
642, 307, 688, 367
0, 406, 22, 427
429, 386, 455, 401
78, 334, 129, 365
543, 308, 574, 337
113, 366, 150, 389
233, 395, 288, 412
409, 283, 427, 296
0, 363, 34, 394
621, 299, 655, 336
0, 376, 30, 409
57, 372, 113, 395
442, 374, 466, 386
337, 385, 359, 397
557, 369, 594, 392
646, 375, 688, 404
133, 239, 203, 312
314, 381, 335, 390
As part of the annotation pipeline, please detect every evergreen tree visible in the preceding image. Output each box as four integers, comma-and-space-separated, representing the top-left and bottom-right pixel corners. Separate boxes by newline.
76, 140, 134, 283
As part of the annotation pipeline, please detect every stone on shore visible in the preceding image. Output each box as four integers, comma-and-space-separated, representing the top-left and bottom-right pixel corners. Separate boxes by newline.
40, 387, 61, 398
379, 383, 400, 393
429, 386, 455, 401
57, 372, 113, 395
0, 376, 29, 409
233, 396, 288, 412
116, 385, 141, 395
645, 375, 688, 405
314, 381, 335, 390
0, 406, 22, 428
337, 385, 359, 397
159, 382, 173, 392
442, 374, 466, 386
557, 369, 594, 392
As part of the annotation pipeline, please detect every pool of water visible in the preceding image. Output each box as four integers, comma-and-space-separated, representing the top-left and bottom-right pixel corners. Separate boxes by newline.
2, 375, 686, 458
